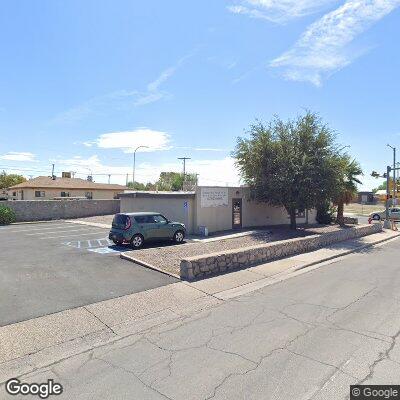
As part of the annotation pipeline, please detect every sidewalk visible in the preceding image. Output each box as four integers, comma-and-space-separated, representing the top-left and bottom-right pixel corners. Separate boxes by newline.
0, 229, 398, 385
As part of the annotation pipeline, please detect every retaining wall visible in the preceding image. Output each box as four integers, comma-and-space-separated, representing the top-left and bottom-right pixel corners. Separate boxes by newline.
180, 223, 382, 280
0, 199, 120, 222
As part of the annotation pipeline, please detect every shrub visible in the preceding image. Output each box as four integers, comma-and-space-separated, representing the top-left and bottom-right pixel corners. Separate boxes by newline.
0, 206, 16, 224
316, 202, 335, 225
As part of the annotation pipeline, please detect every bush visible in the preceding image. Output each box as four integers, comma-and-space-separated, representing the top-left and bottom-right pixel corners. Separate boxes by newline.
0, 206, 16, 224
316, 202, 335, 225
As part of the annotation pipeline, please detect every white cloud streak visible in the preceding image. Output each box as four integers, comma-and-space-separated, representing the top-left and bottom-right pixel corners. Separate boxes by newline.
228, 0, 337, 23
0, 152, 36, 162
270, 0, 400, 85
51, 52, 195, 124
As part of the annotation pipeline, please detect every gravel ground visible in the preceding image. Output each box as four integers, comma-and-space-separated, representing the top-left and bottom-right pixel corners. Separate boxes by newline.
124, 225, 346, 276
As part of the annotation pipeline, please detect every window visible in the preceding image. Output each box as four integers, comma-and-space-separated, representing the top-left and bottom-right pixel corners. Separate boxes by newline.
35, 191, 45, 198
12, 192, 16, 197
153, 215, 168, 224
61, 192, 70, 197
134, 215, 157, 224
85, 192, 93, 199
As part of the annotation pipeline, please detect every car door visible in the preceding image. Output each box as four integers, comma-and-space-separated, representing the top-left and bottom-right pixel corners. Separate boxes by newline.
152, 214, 171, 239
134, 215, 157, 240
391, 208, 400, 221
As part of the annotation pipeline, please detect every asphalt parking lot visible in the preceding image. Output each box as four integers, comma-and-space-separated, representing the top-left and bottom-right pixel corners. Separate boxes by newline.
0, 221, 178, 327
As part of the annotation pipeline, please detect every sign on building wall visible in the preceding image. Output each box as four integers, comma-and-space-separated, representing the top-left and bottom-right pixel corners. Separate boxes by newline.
200, 187, 229, 208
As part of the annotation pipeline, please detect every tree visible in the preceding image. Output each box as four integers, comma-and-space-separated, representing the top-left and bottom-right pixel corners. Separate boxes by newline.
0, 171, 26, 189
234, 112, 340, 229
127, 172, 197, 192
333, 157, 362, 226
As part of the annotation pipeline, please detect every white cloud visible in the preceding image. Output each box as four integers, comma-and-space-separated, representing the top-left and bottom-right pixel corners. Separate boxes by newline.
95, 129, 171, 153
228, 0, 337, 23
0, 152, 36, 162
270, 0, 400, 85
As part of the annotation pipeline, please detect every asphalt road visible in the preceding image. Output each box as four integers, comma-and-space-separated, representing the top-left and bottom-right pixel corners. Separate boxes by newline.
0, 221, 177, 326
6, 236, 400, 399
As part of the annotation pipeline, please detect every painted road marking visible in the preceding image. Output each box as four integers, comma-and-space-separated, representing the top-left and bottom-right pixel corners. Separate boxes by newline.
64, 238, 113, 249
4, 224, 70, 232
26, 228, 97, 236
39, 231, 108, 239
87, 247, 123, 254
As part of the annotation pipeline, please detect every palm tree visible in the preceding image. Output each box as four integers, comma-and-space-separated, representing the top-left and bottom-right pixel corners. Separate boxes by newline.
334, 157, 363, 226
333, 154, 363, 226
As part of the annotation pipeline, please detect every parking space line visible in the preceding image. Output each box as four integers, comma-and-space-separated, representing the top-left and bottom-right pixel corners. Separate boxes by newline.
26, 228, 98, 236
3, 224, 70, 232
38, 231, 108, 239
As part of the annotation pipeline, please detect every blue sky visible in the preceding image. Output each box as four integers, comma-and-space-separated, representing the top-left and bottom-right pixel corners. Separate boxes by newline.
1, 0, 400, 189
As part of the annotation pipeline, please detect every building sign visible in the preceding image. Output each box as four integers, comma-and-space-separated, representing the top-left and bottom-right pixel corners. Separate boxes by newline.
201, 187, 229, 208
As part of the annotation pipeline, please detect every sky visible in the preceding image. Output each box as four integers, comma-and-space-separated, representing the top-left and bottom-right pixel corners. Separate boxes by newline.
1, 0, 400, 190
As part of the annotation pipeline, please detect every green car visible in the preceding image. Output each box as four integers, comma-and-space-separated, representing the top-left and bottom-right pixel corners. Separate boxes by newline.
109, 212, 186, 249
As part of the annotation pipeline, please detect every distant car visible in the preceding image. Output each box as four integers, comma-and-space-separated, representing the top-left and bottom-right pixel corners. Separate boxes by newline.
369, 207, 400, 221
109, 212, 186, 249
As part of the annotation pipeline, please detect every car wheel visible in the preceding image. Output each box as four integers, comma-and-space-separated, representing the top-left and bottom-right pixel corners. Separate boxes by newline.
372, 214, 381, 221
173, 230, 185, 244
130, 234, 144, 249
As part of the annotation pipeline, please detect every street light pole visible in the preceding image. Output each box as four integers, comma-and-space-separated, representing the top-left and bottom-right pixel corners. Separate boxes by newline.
133, 146, 149, 188
178, 157, 191, 190
387, 144, 396, 204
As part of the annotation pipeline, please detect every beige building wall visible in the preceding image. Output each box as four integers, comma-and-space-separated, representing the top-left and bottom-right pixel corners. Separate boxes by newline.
9, 188, 121, 200
194, 186, 317, 234
120, 193, 195, 234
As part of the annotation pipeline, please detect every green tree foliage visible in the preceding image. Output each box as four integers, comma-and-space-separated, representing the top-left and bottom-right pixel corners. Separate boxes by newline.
0, 206, 16, 224
128, 172, 198, 192
332, 156, 363, 226
0, 171, 26, 189
234, 112, 341, 229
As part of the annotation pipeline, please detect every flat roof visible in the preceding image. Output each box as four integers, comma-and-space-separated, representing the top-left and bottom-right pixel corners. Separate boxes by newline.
120, 191, 195, 198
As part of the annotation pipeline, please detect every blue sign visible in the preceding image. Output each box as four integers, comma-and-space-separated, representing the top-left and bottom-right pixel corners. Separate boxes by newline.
183, 201, 188, 209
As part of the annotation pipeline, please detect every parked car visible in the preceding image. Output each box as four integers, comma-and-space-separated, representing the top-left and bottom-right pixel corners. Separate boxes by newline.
369, 207, 400, 221
109, 212, 186, 249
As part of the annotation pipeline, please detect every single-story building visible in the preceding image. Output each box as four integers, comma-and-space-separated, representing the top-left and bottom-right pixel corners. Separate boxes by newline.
120, 186, 317, 235
7, 176, 127, 200
357, 191, 377, 205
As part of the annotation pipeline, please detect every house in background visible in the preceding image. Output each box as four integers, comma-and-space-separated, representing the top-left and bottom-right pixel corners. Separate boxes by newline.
7, 176, 127, 200
357, 191, 377, 205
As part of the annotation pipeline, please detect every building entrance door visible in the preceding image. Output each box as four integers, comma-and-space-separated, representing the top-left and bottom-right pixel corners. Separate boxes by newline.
232, 198, 242, 229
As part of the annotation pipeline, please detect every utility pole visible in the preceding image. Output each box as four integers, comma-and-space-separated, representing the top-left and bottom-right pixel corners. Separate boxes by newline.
178, 157, 191, 190
51, 163, 55, 179
126, 173, 129, 186
133, 146, 149, 188
388, 144, 396, 205
108, 174, 111, 184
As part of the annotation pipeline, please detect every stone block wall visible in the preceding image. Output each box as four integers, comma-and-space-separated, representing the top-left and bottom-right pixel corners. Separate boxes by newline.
180, 223, 382, 280
0, 199, 120, 222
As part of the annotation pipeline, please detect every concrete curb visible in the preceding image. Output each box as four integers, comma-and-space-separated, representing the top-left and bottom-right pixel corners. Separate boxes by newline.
2, 220, 66, 226
120, 252, 181, 280
66, 220, 111, 229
